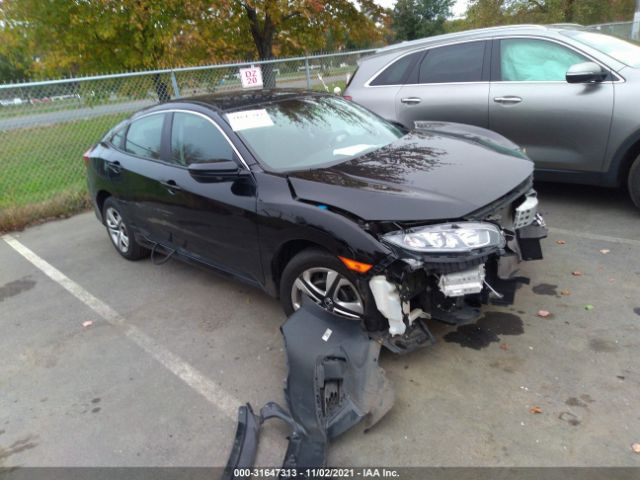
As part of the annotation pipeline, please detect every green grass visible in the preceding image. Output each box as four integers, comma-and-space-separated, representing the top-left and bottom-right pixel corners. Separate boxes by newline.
0, 112, 128, 231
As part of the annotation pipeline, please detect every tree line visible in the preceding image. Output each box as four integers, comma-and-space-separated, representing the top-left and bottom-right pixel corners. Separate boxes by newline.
0, 0, 636, 83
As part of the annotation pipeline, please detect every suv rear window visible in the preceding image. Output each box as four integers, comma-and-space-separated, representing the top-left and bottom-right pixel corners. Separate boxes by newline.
370, 51, 422, 86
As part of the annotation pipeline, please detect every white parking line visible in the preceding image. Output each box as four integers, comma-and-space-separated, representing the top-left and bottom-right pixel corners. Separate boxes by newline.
2, 234, 241, 421
549, 227, 640, 247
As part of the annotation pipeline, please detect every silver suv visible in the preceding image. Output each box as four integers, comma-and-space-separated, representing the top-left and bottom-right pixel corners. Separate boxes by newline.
344, 25, 640, 208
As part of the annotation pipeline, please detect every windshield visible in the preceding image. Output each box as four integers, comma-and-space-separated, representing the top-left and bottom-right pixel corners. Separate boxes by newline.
562, 30, 640, 68
225, 96, 403, 171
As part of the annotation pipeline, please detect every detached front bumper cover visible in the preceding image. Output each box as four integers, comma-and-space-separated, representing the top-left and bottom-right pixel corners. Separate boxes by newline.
223, 299, 394, 477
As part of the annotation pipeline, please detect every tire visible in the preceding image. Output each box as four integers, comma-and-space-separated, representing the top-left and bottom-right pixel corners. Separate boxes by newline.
279, 248, 383, 330
628, 154, 640, 209
102, 197, 149, 260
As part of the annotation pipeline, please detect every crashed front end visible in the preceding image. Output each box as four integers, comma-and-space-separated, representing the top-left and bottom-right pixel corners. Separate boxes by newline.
366, 177, 547, 353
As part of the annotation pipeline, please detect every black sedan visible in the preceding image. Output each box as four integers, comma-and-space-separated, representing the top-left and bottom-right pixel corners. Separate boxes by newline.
85, 89, 546, 353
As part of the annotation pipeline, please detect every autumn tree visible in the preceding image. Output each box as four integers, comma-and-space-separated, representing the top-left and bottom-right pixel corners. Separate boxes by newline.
228, 1, 385, 86
392, 0, 454, 41
464, 0, 635, 28
0, 0, 385, 85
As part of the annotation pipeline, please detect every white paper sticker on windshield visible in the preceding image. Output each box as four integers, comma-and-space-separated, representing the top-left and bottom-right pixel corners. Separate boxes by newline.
333, 144, 377, 156
226, 109, 273, 131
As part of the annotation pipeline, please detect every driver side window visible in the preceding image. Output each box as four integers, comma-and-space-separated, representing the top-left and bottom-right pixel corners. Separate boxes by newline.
500, 38, 588, 82
170, 112, 235, 166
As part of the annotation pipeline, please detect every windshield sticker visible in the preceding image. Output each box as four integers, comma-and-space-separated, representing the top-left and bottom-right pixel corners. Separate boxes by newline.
333, 144, 377, 156
226, 109, 274, 131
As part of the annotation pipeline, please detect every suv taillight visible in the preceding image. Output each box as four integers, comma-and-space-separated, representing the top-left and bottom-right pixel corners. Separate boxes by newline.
343, 95, 353, 101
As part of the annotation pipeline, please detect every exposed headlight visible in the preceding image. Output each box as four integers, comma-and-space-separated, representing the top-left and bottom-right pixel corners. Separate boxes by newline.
382, 222, 504, 253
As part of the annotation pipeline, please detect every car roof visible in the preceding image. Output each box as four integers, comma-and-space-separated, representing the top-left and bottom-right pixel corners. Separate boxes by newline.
165, 88, 323, 113
370, 24, 585, 58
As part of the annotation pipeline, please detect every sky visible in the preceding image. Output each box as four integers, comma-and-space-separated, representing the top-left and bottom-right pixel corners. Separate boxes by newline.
374, 0, 470, 19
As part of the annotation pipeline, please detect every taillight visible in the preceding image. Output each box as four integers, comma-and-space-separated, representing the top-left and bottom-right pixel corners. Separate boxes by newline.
343, 95, 353, 101
83, 147, 93, 167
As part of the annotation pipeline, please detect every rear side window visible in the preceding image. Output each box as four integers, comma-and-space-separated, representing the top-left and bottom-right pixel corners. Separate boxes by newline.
418, 41, 485, 84
170, 112, 234, 166
370, 51, 422, 86
125, 114, 165, 159
500, 38, 588, 81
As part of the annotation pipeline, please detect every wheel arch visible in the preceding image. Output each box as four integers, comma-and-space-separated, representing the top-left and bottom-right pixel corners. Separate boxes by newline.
95, 190, 112, 223
608, 131, 640, 187
271, 239, 330, 293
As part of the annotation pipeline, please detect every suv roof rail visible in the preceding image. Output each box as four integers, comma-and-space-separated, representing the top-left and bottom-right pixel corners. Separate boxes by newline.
375, 24, 549, 54
548, 23, 585, 29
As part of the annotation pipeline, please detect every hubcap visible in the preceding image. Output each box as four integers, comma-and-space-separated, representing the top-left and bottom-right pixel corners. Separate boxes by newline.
105, 207, 130, 253
291, 267, 364, 319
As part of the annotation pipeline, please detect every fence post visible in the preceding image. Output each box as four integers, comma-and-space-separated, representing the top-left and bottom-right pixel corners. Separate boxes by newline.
633, 0, 640, 40
304, 57, 311, 89
170, 71, 181, 99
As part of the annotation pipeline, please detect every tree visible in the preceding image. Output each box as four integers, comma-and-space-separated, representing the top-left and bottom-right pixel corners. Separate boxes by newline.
0, 0, 386, 85
230, 1, 385, 87
464, 0, 635, 28
0, 25, 31, 83
392, 0, 454, 41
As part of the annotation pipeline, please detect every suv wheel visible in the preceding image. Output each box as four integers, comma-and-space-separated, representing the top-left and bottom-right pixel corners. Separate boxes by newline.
279, 248, 381, 328
102, 197, 149, 260
629, 154, 640, 209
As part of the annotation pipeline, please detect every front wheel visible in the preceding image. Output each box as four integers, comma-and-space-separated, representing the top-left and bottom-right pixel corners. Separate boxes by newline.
102, 197, 149, 260
628, 154, 640, 209
279, 248, 382, 329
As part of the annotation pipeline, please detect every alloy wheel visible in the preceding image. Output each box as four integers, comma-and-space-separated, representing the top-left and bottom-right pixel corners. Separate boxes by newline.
291, 267, 364, 319
105, 207, 130, 254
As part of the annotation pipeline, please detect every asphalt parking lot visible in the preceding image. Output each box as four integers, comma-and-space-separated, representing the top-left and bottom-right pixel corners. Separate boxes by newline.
1, 182, 640, 468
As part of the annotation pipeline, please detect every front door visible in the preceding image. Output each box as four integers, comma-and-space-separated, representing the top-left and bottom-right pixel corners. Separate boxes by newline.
489, 37, 614, 172
162, 111, 262, 284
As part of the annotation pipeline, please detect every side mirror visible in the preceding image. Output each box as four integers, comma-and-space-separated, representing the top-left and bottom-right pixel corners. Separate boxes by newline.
188, 158, 247, 183
566, 62, 607, 84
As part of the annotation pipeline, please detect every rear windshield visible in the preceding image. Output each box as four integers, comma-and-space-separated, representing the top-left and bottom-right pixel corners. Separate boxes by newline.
225, 96, 402, 172
562, 30, 640, 68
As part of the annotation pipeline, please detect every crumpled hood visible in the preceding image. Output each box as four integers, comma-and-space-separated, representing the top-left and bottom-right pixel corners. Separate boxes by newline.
287, 126, 533, 222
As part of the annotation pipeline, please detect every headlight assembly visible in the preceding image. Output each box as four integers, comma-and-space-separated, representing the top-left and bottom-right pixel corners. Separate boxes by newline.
382, 222, 504, 254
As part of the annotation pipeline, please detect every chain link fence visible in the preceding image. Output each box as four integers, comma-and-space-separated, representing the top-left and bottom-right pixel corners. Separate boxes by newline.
0, 49, 375, 232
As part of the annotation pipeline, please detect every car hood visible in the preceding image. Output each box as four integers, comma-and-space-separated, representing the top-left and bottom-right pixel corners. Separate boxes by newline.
286, 127, 533, 222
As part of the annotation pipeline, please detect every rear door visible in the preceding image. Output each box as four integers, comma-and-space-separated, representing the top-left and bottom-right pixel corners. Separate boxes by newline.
488, 37, 614, 172
395, 40, 491, 129
107, 112, 179, 243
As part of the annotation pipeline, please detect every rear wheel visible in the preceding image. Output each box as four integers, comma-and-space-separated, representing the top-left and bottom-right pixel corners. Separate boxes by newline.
628, 154, 640, 209
102, 197, 149, 260
279, 248, 382, 329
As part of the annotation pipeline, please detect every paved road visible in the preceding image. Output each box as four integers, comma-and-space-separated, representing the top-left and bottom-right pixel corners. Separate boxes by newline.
0, 75, 346, 132
1, 183, 639, 467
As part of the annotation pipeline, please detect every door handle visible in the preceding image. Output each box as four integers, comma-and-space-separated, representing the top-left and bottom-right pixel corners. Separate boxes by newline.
160, 180, 182, 193
494, 96, 522, 104
401, 97, 422, 105
106, 160, 121, 173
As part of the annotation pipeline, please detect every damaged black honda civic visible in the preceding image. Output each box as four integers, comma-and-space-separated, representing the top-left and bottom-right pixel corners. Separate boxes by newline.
86, 89, 546, 352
